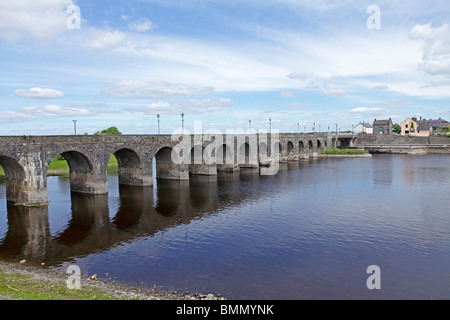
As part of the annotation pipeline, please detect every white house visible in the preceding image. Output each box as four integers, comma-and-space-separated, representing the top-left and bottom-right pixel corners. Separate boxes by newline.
354, 122, 373, 134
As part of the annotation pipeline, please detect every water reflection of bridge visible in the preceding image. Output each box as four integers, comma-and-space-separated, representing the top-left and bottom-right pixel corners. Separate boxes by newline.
0, 163, 304, 266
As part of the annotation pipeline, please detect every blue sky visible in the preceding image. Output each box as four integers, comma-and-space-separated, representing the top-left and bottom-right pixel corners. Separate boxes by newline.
0, 0, 449, 135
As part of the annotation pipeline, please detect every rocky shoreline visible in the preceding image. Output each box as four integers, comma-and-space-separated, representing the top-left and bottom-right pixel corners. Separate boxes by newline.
0, 260, 225, 300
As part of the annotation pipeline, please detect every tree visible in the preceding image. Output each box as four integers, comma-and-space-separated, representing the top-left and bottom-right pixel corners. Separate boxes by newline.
94, 126, 122, 135
393, 123, 401, 133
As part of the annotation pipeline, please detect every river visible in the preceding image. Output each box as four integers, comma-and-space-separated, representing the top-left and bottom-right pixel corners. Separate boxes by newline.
0, 154, 449, 299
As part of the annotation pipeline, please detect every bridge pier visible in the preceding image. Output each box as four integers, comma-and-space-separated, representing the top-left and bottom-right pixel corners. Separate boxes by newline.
69, 171, 108, 195
309, 152, 319, 158
297, 153, 309, 160
217, 163, 240, 172
118, 167, 153, 186
188, 145, 217, 175
2, 152, 48, 206
189, 163, 217, 175
114, 147, 153, 186
156, 163, 190, 180
6, 178, 48, 206
154, 146, 189, 180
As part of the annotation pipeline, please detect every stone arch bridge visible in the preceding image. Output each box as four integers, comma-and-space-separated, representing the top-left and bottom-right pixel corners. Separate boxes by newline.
0, 133, 330, 206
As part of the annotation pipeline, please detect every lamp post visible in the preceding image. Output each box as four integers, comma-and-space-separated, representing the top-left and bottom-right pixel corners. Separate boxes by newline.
249, 119, 251, 131
73, 120, 77, 135
297, 122, 299, 134
157, 113, 160, 134
269, 118, 272, 134
181, 112, 184, 134
313, 122, 315, 133
335, 123, 338, 148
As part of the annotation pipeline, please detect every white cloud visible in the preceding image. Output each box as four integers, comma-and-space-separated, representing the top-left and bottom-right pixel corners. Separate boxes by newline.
287, 72, 309, 81
14, 87, 64, 99
375, 99, 414, 106
351, 107, 390, 115
373, 85, 389, 91
139, 97, 232, 115
88, 29, 127, 51
285, 103, 308, 108
102, 80, 213, 99
305, 80, 321, 90
128, 18, 155, 32
409, 23, 449, 41
178, 97, 233, 108
0, 105, 91, 122
0, 0, 73, 41
322, 85, 347, 96
141, 101, 178, 114
409, 23, 450, 76
420, 79, 450, 88
280, 90, 295, 98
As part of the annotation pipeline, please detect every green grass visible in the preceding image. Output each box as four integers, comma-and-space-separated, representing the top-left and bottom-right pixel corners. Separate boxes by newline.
0, 155, 118, 177
0, 269, 117, 300
324, 148, 369, 154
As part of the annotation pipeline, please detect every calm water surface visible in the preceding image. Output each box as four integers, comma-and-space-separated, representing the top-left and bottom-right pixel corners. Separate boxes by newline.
0, 154, 449, 299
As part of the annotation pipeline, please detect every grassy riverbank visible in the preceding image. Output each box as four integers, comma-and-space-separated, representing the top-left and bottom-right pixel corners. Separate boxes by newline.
0, 156, 118, 177
323, 148, 369, 154
0, 261, 224, 300
0, 268, 116, 300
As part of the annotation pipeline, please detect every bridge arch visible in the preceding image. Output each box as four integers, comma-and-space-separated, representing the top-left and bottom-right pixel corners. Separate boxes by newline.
317, 140, 322, 150
113, 148, 141, 169
0, 155, 26, 180
216, 143, 238, 172
155, 146, 174, 164
0, 155, 27, 204
239, 142, 250, 160
188, 145, 217, 175
299, 141, 305, 153
275, 142, 282, 157
110, 148, 145, 186
238, 141, 252, 167
287, 141, 294, 155
308, 140, 314, 151
154, 146, 189, 180
190, 145, 205, 165
259, 141, 269, 157
46, 150, 101, 195
52, 150, 93, 176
